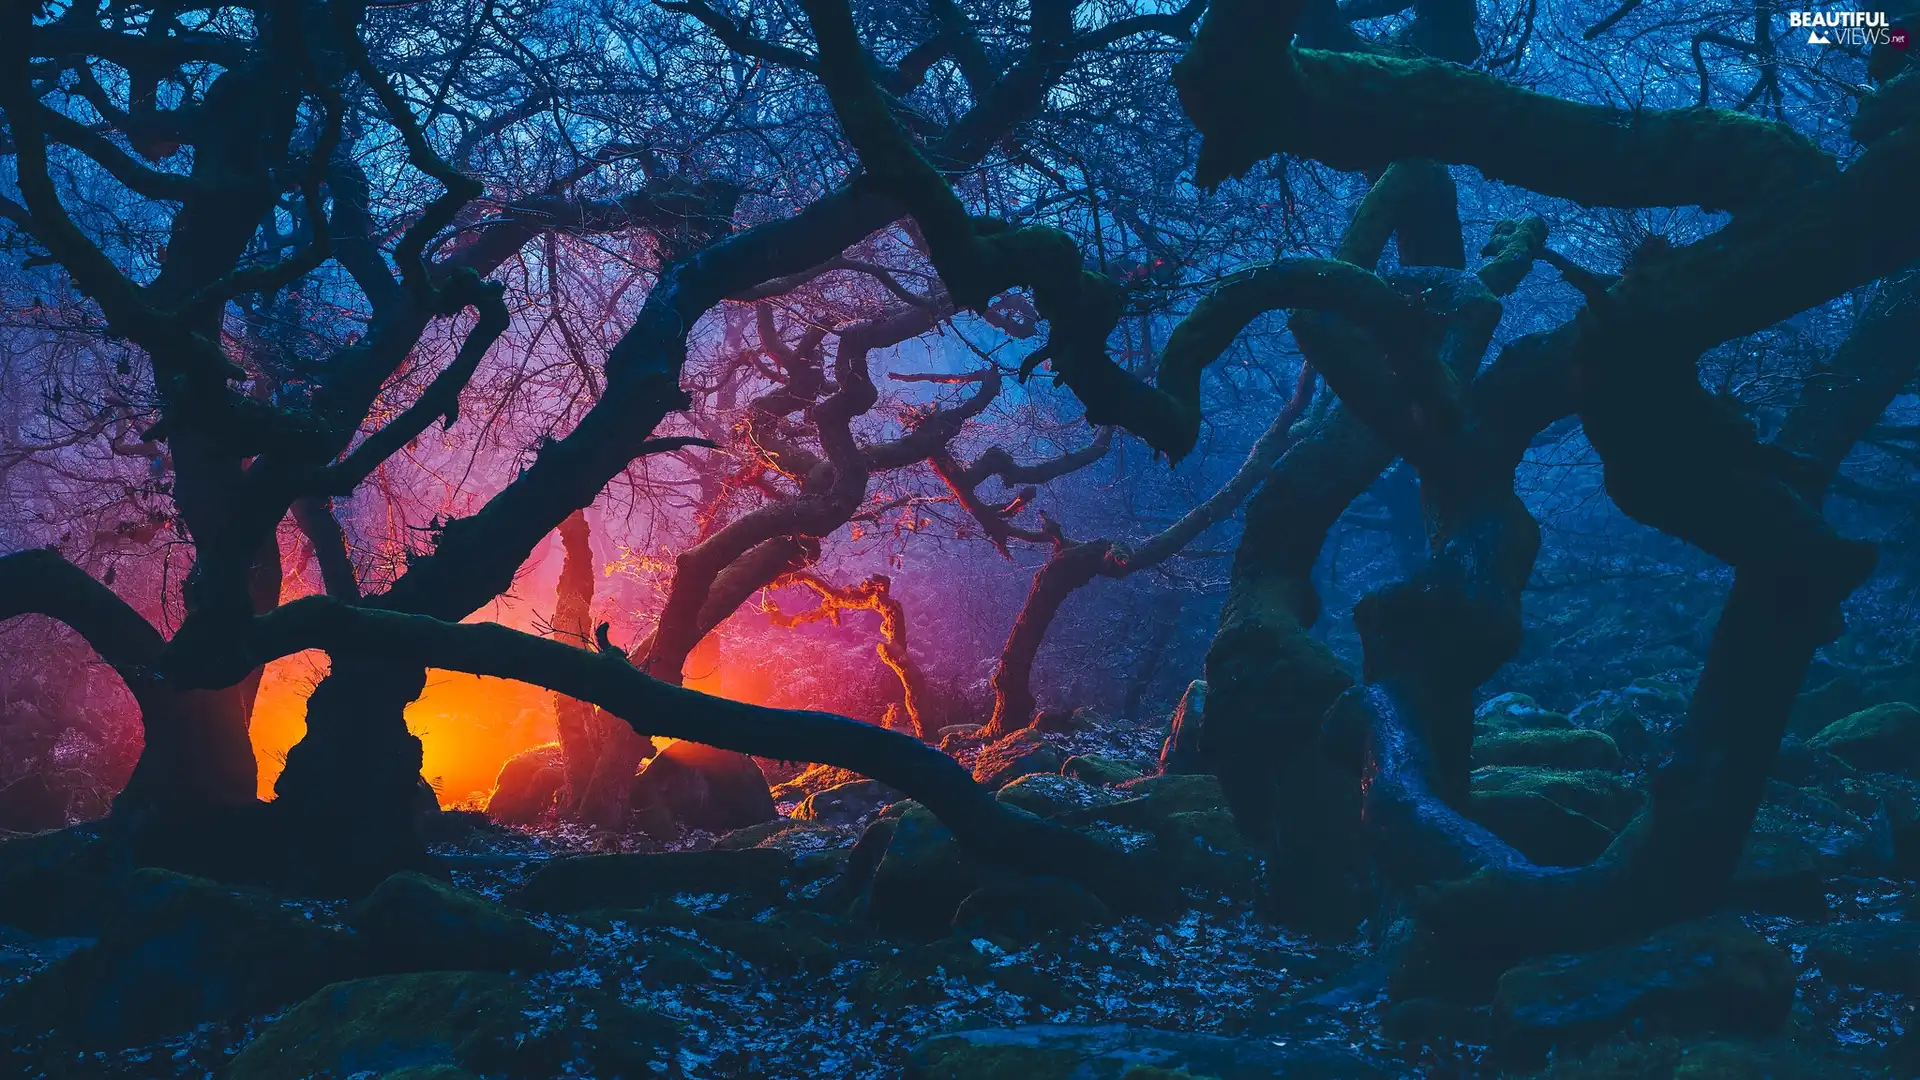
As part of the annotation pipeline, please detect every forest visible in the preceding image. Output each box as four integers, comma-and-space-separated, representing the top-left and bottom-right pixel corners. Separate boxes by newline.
0, 0, 1917, 1076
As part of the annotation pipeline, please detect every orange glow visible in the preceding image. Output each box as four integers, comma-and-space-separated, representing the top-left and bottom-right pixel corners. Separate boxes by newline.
249, 635, 788, 807
251, 653, 553, 806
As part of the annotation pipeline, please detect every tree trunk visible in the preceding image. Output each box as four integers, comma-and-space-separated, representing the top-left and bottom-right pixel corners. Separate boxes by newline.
271, 658, 429, 892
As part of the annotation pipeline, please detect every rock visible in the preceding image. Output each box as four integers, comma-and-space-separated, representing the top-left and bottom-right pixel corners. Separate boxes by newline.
0, 868, 363, 1049
1476, 692, 1574, 734
1541, 1035, 1850, 1080
484, 743, 563, 825
0, 825, 117, 936
631, 740, 777, 839
1800, 920, 1920, 993
768, 763, 868, 803
1033, 706, 1094, 734
994, 774, 1125, 818
1465, 789, 1616, 866
937, 724, 989, 753
791, 779, 900, 825
1727, 829, 1827, 916
905, 1024, 1392, 1079
952, 876, 1110, 938
1470, 767, 1645, 831
1061, 754, 1145, 786
1159, 679, 1208, 774
1808, 702, 1920, 776
225, 970, 676, 1080
0, 773, 66, 832
1111, 773, 1228, 812
713, 819, 851, 854
1061, 776, 1260, 897
866, 803, 997, 938
970, 729, 1065, 790
1491, 917, 1795, 1063
1382, 997, 1492, 1048
348, 871, 555, 974
1472, 729, 1623, 771
511, 849, 797, 914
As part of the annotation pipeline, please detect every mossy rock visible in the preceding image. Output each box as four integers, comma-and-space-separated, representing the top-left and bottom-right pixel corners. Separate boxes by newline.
1061, 755, 1145, 786
1808, 702, 1920, 776
382, 1067, 482, 1080
1470, 767, 1644, 831
792, 779, 901, 825
972, 730, 1065, 790
904, 1024, 1391, 1079
0, 868, 364, 1049
1800, 919, 1920, 992
1726, 829, 1827, 917
1491, 917, 1795, 1064
995, 773, 1125, 818
1109, 773, 1227, 813
867, 803, 1000, 938
1475, 692, 1574, 734
1465, 789, 1616, 866
509, 848, 798, 914
1472, 729, 1622, 771
225, 970, 676, 1080
953, 876, 1110, 938
0, 825, 118, 936
1543, 1035, 1854, 1079
349, 871, 555, 974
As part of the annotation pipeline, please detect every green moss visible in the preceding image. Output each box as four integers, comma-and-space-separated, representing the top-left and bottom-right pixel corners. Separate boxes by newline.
1061, 755, 1145, 786
995, 774, 1124, 818
1493, 918, 1795, 1062
1, 868, 364, 1049
1110, 774, 1228, 813
1544, 1035, 1850, 1080
1470, 767, 1644, 831
867, 804, 995, 938
1472, 729, 1622, 771
349, 871, 555, 974
1808, 701, 1920, 775
226, 970, 675, 1080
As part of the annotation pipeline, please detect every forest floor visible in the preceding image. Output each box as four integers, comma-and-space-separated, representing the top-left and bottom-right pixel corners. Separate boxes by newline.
0, 698, 1915, 1079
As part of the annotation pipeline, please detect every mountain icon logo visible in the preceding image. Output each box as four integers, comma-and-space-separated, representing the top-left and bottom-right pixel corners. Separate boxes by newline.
1808, 29, 1832, 43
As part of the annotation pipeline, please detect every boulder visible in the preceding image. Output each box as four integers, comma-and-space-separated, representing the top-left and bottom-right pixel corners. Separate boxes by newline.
0, 825, 117, 936
1800, 920, 1920, 993
348, 871, 555, 974
1111, 773, 1228, 812
1060, 754, 1145, 786
225, 970, 676, 1080
510, 849, 796, 914
1540, 1035, 1849, 1080
1727, 829, 1827, 916
1465, 789, 1616, 866
1491, 918, 1795, 1063
0, 773, 67, 832
791, 779, 900, 825
630, 740, 777, 839
1808, 702, 1920, 776
1472, 729, 1623, 771
952, 876, 1110, 938
1469, 767, 1644, 831
1159, 679, 1208, 774
1475, 692, 1574, 735
994, 774, 1125, 818
484, 743, 564, 825
866, 803, 997, 938
906, 1024, 1392, 1080
0, 868, 363, 1049
970, 729, 1064, 790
